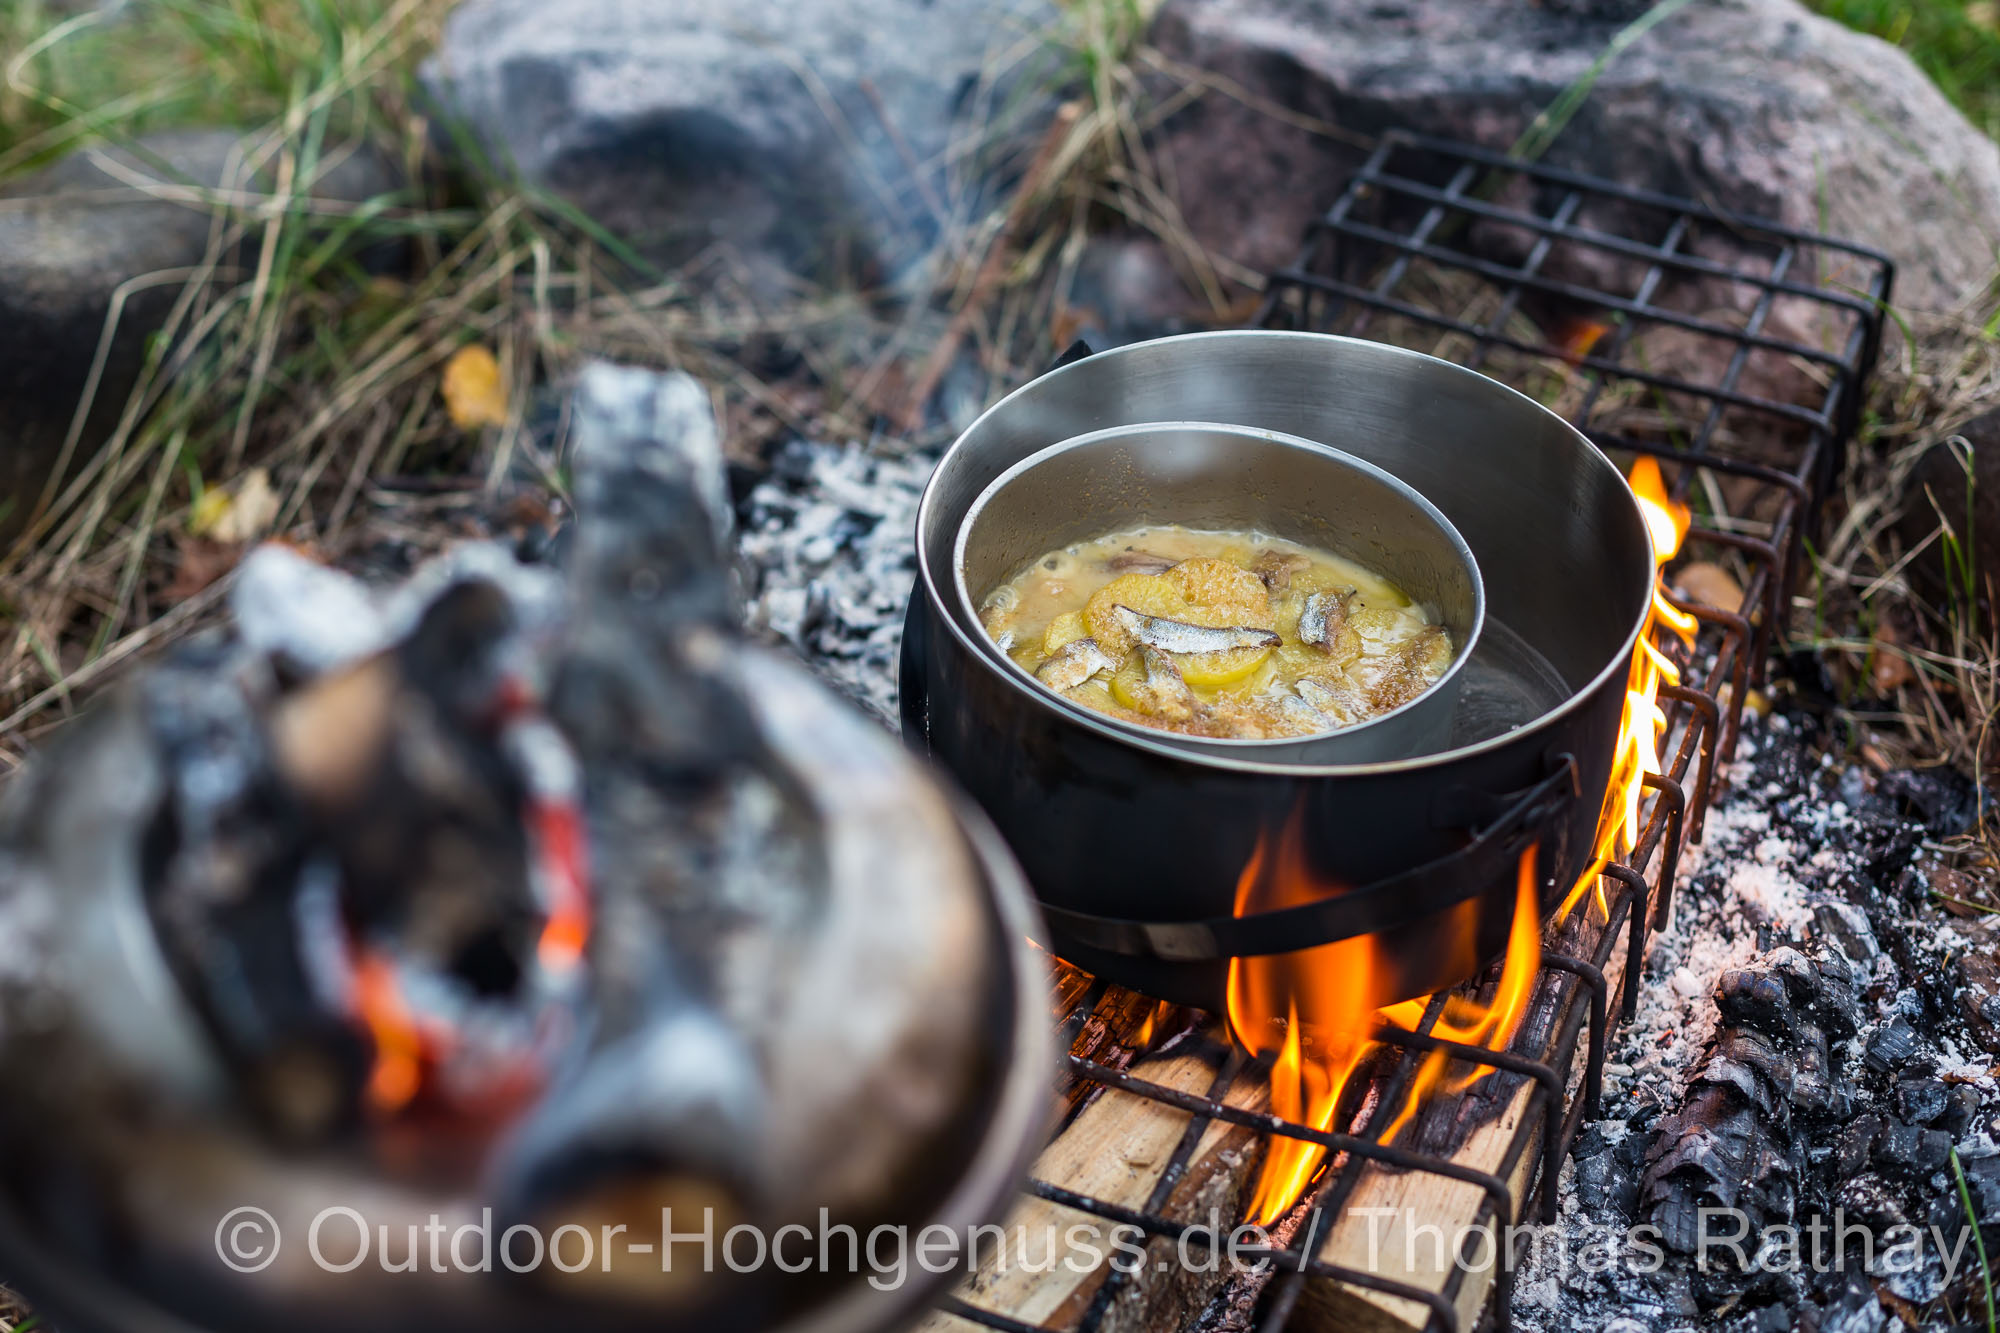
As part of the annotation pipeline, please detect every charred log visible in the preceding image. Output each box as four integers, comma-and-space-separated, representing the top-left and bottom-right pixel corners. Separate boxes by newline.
1641, 941, 1862, 1289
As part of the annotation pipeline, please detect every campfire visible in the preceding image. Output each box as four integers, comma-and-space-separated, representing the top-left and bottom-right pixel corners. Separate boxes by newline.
907, 132, 1897, 1333
1223, 455, 1695, 1230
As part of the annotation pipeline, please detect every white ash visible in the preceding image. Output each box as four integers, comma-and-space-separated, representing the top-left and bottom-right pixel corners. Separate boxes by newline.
1513, 709, 2000, 1331
230, 545, 389, 672
736, 438, 934, 724
230, 540, 567, 677
1605, 718, 1821, 1106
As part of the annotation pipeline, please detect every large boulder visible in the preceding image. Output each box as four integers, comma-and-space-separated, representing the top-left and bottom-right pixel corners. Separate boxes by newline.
1149, 0, 2000, 317
0, 130, 400, 537
422, 0, 1062, 285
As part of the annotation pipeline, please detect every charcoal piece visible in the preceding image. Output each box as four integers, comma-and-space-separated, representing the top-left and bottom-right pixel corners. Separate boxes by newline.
1894, 1078, 1949, 1125
1964, 1155, 2000, 1223
1737, 1301, 1793, 1333
1875, 1120, 1923, 1170
1638, 935, 1875, 1296
1572, 1137, 1640, 1222
553, 364, 766, 783
1789, 1024, 1837, 1114
133, 650, 384, 1141
1863, 1016, 1919, 1073
547, 363, 997, 1236
1939, 1084, 1982, 1135
1834, 1172, 1909, 1232
1952, 921, 2000, 1054
1717, 967, 1793, 1034
1766, 943, 1842, 1015
1878, 765, 1982, 836
1704, 1029, 1793, 1114
1811, 902, 1880, 966
284, 584, 539, 950
1641, 1083, 1800, 1255
1834, 1116, 1882, 1177
1811, 1271, 1893, 1333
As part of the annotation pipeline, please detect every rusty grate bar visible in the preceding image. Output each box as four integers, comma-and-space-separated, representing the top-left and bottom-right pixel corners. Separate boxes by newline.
944, 131, 1890, 1333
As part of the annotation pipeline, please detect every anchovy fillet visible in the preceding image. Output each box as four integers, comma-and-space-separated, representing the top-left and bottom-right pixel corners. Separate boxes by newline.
1298, 588, 1358, 649
1111, 605, 1280, 655
1036, 637, 1117, 691
1129, 646, 1195, 722
1295, 676, 1362, 724
1106, 550, 1176, 575
1252, 550, 1311, 595
1278, 693, 1331, 732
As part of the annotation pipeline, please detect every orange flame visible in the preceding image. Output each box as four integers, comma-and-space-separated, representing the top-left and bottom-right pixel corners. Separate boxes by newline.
1130, 999, 1175, 1050
1225, 819, 1380, 1225
1558, 456, 1695, 921
1222, 455, 1696, 1225
532, 798, 592, 973
1225, 819, 1544, 1225
1377, 850, 1541, 1145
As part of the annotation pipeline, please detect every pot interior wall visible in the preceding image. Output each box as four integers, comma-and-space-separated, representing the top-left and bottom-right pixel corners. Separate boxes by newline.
922, 332, 1653, 710
957, 424, 1480, 652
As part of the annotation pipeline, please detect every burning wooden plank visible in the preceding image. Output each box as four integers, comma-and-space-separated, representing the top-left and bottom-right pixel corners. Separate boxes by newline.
1293, 904, 1628, 1333
918, 1011, 1268, 1333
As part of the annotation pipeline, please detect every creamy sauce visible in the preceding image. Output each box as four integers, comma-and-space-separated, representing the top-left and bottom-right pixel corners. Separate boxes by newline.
977, 525, 1453, 740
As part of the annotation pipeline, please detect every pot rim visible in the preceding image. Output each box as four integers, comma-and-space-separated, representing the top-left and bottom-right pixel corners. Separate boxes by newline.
913, 329, 1657, 778
947, 420, 1488, 752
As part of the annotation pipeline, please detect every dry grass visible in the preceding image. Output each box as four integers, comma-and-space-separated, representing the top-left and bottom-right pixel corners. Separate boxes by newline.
0, 0, 1301, 765
0, 0, 551, 761
1807, 304, 2000, 859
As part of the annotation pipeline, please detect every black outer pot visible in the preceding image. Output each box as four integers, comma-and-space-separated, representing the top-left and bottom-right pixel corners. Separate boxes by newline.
901, 332, 1655, 1011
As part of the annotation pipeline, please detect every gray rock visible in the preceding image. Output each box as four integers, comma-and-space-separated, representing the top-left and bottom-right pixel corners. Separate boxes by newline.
421, 0, 1062, 285
0, 129, 401, 536
1148, 0, 2000, 317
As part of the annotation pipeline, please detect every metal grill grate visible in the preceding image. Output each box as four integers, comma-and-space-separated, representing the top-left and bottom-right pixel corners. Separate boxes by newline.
942, 130, 1893, 1333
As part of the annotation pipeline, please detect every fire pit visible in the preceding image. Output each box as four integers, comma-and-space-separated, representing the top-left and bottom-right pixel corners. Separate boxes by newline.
0, 124, 1905, 1333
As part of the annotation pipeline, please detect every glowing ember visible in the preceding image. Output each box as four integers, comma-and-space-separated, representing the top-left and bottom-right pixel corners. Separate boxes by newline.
352, 951, 425, 1114
531, 798, 592, 974
1224, 454, 1695, 1225
348, 692, 595, 1117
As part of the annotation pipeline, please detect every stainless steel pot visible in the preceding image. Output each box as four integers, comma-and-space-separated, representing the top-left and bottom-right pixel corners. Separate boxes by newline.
953, 422, 1485, 763
902, 332, 1656, 1010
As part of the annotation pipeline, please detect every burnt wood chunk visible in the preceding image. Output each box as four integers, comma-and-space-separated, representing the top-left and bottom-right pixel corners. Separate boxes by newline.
1639, 941, 1864, 1277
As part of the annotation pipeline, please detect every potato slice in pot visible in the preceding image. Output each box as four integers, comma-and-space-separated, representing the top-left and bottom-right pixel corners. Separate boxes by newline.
1165, 557, 1270, 614
1041, 610, 1088, 656
1177, 643, 1275, 687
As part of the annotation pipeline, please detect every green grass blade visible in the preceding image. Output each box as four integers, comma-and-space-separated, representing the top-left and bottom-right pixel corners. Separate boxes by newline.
1953, 1148, 1997, 1333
